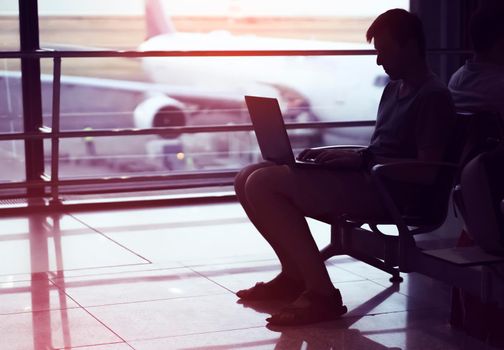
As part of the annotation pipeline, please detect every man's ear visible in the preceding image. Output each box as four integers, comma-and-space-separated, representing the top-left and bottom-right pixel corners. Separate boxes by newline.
402, 38, 421, 57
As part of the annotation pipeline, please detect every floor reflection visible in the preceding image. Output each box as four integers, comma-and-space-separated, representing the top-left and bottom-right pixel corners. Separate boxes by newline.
0, 204, 496, 349
29, 215, 71, 349
271, 329, 401, 350
238, 285, 402, 350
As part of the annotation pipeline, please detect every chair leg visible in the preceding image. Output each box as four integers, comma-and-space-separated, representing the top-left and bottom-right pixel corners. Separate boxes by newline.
384, 236, 402, 282
320, 224, 344, 261
323, 222, 403, 283
389, 271, 403, 283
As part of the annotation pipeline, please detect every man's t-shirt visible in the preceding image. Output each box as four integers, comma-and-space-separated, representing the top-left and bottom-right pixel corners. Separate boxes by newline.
448, 60, 504, 116
368, 74, 455, 160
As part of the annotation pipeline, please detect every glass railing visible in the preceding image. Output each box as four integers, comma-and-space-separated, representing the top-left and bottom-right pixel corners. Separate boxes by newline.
0, 48, 469, 209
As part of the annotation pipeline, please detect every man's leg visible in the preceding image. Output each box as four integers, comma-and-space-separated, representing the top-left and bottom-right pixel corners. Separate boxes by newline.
234, 163, 304, 299
244, 165, 335, 295
243, 165, 386, 324
244, 164, 387, 295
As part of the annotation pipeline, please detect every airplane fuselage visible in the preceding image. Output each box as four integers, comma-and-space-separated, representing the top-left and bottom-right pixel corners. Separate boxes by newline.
139, 32, 387, 125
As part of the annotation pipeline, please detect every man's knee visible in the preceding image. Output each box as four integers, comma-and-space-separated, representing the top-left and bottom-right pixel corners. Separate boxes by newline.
245, 165, 291, 200
234, 168, 248, 194
234, 162, 274, 194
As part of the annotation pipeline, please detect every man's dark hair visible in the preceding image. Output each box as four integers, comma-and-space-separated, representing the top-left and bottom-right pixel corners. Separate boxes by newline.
366, 8, 426, 57
470, 9, 504, 54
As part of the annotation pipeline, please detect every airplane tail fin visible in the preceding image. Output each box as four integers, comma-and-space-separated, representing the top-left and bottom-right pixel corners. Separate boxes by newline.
145, 0, 176, 38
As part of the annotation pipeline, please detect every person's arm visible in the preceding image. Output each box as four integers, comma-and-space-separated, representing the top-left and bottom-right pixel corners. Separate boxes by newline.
374, 91, 456, 183
369, 147, 444, 167
416, 90, 456, 182
416, 90, 456, 161
373, 90, 455, 184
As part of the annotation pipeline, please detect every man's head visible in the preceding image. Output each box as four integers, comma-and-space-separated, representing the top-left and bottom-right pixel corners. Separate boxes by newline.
470, 8, 504, 61
366, 9, 426, 80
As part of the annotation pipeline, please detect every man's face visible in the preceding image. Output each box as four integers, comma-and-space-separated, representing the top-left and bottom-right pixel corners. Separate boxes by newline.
373, 32, 405, 80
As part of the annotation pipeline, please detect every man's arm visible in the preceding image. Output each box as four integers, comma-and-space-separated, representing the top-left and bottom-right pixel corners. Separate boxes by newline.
371, 146, 444, 165
373, 90, 456, 183
415, 90, 456, 160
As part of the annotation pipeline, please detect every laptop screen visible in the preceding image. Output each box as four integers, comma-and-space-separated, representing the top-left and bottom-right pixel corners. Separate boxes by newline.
245, 95, 296, 165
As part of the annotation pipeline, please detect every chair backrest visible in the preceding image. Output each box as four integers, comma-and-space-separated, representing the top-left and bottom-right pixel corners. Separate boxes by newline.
453, 111, 504, 170
371, 112, 503, 231
459, 145, 504, 255
409, 112, 492, 224
403, 112, 503, 227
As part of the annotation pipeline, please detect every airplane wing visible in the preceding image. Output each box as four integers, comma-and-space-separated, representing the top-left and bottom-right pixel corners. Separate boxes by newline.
0, 71, 247, 132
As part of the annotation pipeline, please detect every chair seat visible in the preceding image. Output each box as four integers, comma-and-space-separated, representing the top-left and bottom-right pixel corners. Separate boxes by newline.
422, 246, 504, 266
341, 214, 439, 233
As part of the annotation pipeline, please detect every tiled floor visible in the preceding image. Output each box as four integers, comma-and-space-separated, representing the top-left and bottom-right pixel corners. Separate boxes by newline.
0, 202, 498, 349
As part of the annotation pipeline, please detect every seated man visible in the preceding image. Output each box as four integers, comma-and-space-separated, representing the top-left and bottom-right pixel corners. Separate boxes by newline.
234, 9, 455, 326
448, 7, 504, 117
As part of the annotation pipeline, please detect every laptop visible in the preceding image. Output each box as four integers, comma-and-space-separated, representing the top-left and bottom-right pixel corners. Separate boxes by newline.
244, 95, 321, 167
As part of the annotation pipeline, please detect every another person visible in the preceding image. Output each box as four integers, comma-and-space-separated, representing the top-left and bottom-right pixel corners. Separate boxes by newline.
448, 8, 504, 116
448, 5, 504, 347
235, 9, 455, 326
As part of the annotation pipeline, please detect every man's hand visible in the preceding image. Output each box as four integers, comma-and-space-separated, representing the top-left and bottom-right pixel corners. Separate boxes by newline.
297, 148, 364, 169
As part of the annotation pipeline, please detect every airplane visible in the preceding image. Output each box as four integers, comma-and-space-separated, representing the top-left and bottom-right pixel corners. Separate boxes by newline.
136, 0, 389, 147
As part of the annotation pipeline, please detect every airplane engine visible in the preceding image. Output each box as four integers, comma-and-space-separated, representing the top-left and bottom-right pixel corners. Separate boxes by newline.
133, 94, 186, 139
133, 94, 188, 170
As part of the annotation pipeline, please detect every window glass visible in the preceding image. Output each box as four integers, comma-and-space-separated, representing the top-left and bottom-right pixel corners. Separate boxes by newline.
0, 140, 25, 183
34, 1, 408, 190
38, 0, 408, 51
0, 3, 23, 185
36, 54, 378, 176
0, 2, 19, 51
0, 60, 23, 134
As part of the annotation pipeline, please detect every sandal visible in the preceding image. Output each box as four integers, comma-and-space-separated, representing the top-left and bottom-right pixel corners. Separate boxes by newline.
266, 289, 347, 326
236, 275, 304, 301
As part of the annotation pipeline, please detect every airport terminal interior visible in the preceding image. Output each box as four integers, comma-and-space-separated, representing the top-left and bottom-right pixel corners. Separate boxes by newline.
1, 0, 504, 349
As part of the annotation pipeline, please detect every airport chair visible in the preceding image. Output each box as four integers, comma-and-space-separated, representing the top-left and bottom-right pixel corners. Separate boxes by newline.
381, 145, 504, 304
320, 158, 459, 283
448, 146, 504, 344
320, 111, 504, 283
454, 144, 504, 255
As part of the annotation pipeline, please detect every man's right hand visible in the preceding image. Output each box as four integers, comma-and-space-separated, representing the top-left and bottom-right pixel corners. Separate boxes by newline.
296, 148, 327, 162
297, 148, 364, 169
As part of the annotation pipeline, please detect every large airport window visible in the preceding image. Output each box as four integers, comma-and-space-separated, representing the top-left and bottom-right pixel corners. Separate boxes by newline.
34, 1, 409, 199
33, 0, 408, 185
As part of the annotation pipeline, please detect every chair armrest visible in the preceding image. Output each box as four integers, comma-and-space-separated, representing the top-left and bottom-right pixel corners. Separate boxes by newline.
371, 161, 458, 184
370, 161, 459, 234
